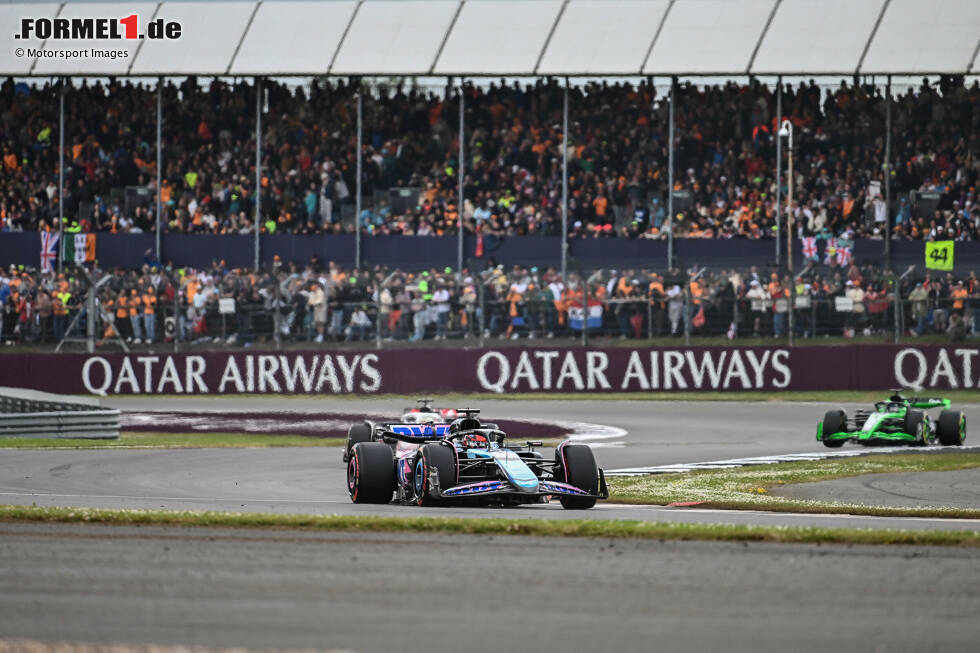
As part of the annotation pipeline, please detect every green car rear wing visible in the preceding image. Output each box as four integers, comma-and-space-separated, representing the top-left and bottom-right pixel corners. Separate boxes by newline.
908, 398, 951, 410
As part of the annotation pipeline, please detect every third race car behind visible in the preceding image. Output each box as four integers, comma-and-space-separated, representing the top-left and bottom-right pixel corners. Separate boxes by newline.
817, 390, 966, 448
344, 409, 608, 509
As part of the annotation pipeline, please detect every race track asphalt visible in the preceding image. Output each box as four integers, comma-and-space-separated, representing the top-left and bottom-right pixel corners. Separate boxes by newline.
2, 397, 980, 652
0, 397, 977, 531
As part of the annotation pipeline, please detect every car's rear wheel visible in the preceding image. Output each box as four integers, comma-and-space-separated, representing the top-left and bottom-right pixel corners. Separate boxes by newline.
413, 443, 457, 506
344, 422, 373, 461
936, 410, 965, 446
821, 410, 846, 448
556, 443, 598, 509
347, 442, 394, 504
903, 410, 926, 446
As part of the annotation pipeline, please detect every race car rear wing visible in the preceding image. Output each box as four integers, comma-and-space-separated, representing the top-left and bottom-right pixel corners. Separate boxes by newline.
909, 398, 951, 409
380, 423, 451, 443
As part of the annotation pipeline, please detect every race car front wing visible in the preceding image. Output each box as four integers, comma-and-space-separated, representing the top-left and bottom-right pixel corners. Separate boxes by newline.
430, 469, 610, 500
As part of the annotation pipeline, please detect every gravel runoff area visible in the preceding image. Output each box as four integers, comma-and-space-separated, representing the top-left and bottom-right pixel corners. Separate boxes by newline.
1, 523, 979, 653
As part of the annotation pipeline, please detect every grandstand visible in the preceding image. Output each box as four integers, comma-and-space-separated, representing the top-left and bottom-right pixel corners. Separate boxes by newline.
0, 0, 978, 348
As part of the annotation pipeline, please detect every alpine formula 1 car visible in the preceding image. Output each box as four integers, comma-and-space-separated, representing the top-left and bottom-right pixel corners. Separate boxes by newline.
343, 409, 608, 509
817, 390, 966, 448
398, 398, 457, 424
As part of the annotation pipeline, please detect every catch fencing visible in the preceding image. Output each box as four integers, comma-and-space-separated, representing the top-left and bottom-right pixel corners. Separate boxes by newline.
9, 294, 979, 349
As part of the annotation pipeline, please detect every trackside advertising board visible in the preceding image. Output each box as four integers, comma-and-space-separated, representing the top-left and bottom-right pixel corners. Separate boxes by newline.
0, 346, 978, 396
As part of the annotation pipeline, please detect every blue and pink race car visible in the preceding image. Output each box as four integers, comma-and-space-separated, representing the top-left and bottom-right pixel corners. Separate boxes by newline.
343, 409, 608, 509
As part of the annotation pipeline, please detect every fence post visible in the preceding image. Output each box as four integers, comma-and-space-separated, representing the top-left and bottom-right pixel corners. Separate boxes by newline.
173, 279, 181, 353
582, 275, 589, 348
811, 297, 818, 338
478, 278, 486, 347
895, 265, 915, 344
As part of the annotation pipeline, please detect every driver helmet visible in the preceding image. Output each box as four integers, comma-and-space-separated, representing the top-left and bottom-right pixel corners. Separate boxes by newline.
461, 433, 488, 449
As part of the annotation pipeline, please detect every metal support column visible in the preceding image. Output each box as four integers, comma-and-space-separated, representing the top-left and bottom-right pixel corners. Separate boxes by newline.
667, 76, 675, 269
254, 77, 261, 272
457, 81, 464, 276
86, 278, 95, 354
885, 75, 892, 267
156, 76, 162, 262
356, 89, 362, 270
775, 76, 782, 267
786, 124, 795, 346
561, 78, 569, 286
894, 265, 914, 344
58, 79, 64, 273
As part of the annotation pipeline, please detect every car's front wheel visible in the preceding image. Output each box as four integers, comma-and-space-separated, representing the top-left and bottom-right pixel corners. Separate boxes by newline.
821, 410, 846, 448
936, 410, 966, 446
413, 443, 457, 506
905, 410, 926, 446
555, 443, 599, 509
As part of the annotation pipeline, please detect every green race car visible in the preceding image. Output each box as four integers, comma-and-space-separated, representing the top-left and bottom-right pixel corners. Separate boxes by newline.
817, 390, 966, 448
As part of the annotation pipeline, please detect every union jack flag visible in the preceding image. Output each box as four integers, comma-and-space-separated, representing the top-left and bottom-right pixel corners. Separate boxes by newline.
836, 247, 852, 266
823, 238, 838, 265
40, 232, 59, 272
802, 236, 817, 260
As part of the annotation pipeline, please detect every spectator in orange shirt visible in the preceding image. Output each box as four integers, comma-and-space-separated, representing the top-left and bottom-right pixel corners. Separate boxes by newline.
142, 287, 157, 342
951, 280, 967, 316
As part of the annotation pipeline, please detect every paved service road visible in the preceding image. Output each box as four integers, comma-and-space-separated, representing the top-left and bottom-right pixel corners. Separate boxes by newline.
1, 523, 978, 653
771, 468, 980, 509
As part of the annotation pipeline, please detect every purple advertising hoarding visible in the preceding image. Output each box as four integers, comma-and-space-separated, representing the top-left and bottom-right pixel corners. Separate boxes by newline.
0, 345, 978, 396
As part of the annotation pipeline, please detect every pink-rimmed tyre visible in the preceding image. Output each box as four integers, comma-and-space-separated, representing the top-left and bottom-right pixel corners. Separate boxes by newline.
555, 443, 599, 510
347, 441, 395, 504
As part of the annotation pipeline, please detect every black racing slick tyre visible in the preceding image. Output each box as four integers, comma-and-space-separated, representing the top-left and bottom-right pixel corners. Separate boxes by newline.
821, 410, 846, 448
347, 442, 395, 504
904, 410, 926, 446
556, 443, 599, 509
936, 410, 966, 446
344, 423, 373, 462
413, 443, 458, 507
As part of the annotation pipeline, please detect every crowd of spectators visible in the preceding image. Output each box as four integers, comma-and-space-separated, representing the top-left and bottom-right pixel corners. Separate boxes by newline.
1, 75, 978, 242
2, 257, 978, 347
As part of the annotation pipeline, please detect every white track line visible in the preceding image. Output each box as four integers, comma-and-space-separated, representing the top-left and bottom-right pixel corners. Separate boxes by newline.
552, 420, 627, 448
607, 445, 980, 476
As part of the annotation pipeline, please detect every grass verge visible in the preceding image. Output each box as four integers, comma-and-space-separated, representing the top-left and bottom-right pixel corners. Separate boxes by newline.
608, 452, 980, 518
0, 504, 976, 547
0, 432, 345, 449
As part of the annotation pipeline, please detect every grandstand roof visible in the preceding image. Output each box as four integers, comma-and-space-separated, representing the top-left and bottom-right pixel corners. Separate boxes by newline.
3, 0, 979, 76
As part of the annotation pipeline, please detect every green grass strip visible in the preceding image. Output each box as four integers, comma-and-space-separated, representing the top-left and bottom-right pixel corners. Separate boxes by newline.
0, 432, 345, 449
0, 504, 976, 547
609, 452, 980, 518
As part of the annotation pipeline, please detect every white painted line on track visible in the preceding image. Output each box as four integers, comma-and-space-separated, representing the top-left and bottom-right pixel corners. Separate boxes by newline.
554, 420, 627, 447
607, 445, 980, 476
